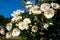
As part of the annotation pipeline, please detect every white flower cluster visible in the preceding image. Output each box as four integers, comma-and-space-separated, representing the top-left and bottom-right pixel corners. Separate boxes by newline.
5, 12, 32, 38
26, 1, 60, 19
18, 18, 31, 30
5, 23, 21, 38
25, 1, 59, 30
5, 17, 31, 39
4, 10, 25, 39
0, 1, 60, 39
11, 10, 24, 23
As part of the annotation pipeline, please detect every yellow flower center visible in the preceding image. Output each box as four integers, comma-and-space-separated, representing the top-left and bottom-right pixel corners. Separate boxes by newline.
47, 10, 52, 15
21, 24, 24, 27
43, 5, 47, 9
14, 30, 16, 33
33, 27, 36, 30
53, 5, 56, 8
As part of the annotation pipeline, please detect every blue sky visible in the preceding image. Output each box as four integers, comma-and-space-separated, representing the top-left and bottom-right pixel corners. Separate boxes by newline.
0, 0, 34, 18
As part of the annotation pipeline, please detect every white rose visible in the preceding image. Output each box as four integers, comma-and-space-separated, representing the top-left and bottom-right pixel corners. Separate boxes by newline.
11, 10, 24, 17
41, 3, 50, 11
11, 10, 20, 17
18, 22, 27, 30
0, 28, 5, 35
23, 18, 31, 24
31, 26, 38, 32
12, 28, 20, 37
6, 32, 12, 39
29, 5, 41, 14
11, 16, 22, 23
44, 8, 55, 19
51, 3, 60, 9
6, 23, 12, 31
43, 23, 49, 29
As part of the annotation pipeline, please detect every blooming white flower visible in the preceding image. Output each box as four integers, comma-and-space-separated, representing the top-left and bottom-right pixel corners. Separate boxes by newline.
51, 3, 60, 9
11, 10, 24, 17
6, 32, 12, 39
6, 23, 12, 31
18, 22, 27, 30
25, 1, 33, 11
0, 28, 5, 35
11, 16, 22, 23
31, 26, 38, 32
12, 28, 20, 37
43, 23, 49, 29
44, 8, 55, 19
26, 1, 32, 5
29, 5, 41, 14
28, 5, 36, 14
11, 10, 20, 17
41, 3, 50, 11
23, 18, 31, 24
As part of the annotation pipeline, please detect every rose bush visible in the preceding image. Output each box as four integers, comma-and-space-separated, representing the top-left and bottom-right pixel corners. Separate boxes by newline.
0, 0, 60, 40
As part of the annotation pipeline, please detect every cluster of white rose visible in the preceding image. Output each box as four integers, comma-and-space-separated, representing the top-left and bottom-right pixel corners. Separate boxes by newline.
11, 10, 24, 23
26, 1, 60, 19
0, 1, 60, 39
5, 10, 31, 38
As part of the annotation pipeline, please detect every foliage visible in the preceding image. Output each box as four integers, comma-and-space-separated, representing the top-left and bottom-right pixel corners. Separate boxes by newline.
0, 15, 11, 26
